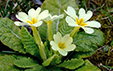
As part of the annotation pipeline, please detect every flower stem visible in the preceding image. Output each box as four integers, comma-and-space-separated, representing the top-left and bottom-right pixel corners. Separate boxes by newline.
46, 20, 53, 41
31, 26, 47, 61
70, 27, 80, 37
46, 20, 54, 55
31, 26, 41, 44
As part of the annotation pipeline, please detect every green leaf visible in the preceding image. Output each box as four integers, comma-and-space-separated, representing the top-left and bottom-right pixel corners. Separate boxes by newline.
20, 27, 40, 58
75, 59, 101, 71
42, 54, 56, 66
14, 57, 38, 68
58, 58, 84, 69
42, 0, 78, 14
0, 55, 20, 71
72, 51, 95, 59
0, 18, 26, 53
74, 29, 105, 52
39, 0, 79, 40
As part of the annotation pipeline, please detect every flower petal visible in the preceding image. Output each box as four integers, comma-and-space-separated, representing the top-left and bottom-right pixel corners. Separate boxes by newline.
35, 7, 41, 16
32, 21, 42, 27
85, 21, 101, 28
52, 14, 64, 21
53, 32, 62, 44
66, 16, 78, 27
50, 41, 58, 51
79, 8, 85, 19
14, 21, 31, 26
38, 10, 49, 20
16, 12, 28, 22
82, 27, 94, 34
51, 15, 58, 21
64, 44, 76, 51
44, 14, 51, 21
28, 8, 36, 19
64, 6, 77, 19
62, 34, 73, 46
58, 49, 67, 56
83, 10, 93, 22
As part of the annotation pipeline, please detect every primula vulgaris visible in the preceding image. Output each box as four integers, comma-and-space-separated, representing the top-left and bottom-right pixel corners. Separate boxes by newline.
64, 6, 101, 34
50, 32, 76, 56
44, 14, 64, 41
15, 7, 49, 27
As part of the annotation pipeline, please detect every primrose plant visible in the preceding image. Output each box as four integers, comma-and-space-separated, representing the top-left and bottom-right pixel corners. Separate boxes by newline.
14, 5, 100, 67
0, 5, 103, 70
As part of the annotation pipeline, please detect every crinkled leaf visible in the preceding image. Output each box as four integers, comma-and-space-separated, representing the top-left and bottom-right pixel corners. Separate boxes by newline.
14, 58, 38, 68
25, 65, 42, 71
73, 29, 105, 52
0, 18, 26, 53
20, 27, 40, 58
0, 55, 20, 71
39, 0, 78, 40
75, 59, 101, 71
42, 0, 78, 14
72, 51, 95, 59
58, 58, 84, 69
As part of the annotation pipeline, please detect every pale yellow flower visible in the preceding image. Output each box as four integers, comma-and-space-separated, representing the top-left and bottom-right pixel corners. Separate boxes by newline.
44, 14, 64, 41
64, 6, 101, 34
50, 32, 76, 56
15, 7, 49, 27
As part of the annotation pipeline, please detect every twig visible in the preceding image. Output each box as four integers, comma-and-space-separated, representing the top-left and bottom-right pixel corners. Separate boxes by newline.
98, 63, 112, 71
96, 45, 107, 51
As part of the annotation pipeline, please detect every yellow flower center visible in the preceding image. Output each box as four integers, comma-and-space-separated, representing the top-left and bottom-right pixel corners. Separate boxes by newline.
58, 42, 66, 49
75, 17, 87, 27
26, 17, 39, 24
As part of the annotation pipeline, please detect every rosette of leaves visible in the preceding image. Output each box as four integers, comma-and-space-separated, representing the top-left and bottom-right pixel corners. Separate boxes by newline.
0, 0, 104, 71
